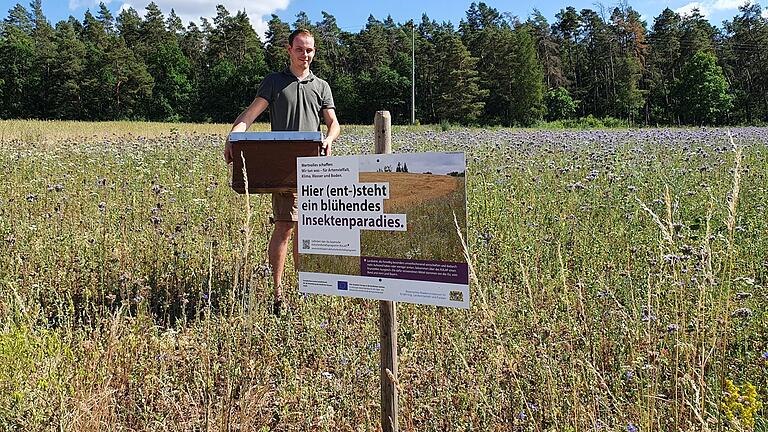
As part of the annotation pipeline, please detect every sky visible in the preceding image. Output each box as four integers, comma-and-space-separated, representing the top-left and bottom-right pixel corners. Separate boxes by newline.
359, 152, 465, 175
3, 0, 766, 38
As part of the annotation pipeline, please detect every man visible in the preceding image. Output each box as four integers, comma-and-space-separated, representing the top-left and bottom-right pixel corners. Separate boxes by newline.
224, 28, 340, 314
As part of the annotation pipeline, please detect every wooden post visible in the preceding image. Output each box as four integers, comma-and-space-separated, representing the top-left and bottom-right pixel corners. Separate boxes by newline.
374, 111, 398, 432
375, 111, 392, 154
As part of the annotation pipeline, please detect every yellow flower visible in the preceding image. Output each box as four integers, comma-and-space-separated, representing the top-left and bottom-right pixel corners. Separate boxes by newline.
722, 379, 763, 430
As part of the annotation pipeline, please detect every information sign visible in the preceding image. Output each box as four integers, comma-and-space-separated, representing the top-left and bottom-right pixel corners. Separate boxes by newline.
297, 152, 469, 308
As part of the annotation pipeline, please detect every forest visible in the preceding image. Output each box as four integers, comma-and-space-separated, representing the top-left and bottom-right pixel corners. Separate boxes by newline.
1, 1, 766, 126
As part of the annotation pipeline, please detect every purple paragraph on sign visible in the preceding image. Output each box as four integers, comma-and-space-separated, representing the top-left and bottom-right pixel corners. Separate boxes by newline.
361, 256, 469, 284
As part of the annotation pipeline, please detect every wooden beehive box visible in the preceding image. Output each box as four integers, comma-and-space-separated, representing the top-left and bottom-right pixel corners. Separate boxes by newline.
229, 131, 322, 193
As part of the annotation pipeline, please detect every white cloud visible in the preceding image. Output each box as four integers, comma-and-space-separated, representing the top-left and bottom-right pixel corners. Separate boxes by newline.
674, 0, 752, 17
675, 2, 709, 16
119, 3, 135, 14
712, 0, 745, 8
763, 8, 768, 18
69, 0, 113, 10
118, 0, 290, 37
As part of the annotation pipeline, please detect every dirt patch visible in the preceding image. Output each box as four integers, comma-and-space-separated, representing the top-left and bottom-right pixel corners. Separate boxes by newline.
359, 172, 460, 211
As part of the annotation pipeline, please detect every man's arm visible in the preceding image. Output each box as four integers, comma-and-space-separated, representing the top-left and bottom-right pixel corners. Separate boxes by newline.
224, 97, 269, 163
321, 108, 340, 156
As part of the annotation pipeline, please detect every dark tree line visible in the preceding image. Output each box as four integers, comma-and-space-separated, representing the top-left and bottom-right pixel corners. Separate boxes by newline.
1, 1, 767, 125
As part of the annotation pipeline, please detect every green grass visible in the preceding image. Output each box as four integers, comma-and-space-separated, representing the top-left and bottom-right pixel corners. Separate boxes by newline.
0, 121, 766, 431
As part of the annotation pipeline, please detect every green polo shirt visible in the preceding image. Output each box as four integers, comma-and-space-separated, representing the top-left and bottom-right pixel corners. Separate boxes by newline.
256, 69, 335, 132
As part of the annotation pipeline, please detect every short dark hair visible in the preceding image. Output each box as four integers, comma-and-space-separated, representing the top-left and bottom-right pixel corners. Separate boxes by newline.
288, 28, 314, 46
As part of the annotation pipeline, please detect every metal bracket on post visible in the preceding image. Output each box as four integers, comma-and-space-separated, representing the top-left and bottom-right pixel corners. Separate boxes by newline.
374, 110, 398, 432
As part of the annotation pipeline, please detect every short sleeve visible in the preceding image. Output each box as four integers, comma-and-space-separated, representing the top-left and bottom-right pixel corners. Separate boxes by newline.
321, 81, 335, 110
256, 74, 274, 104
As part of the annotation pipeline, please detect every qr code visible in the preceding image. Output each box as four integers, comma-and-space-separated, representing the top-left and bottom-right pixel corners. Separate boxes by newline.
302, 239, 311, 250
449, 291, 463, 302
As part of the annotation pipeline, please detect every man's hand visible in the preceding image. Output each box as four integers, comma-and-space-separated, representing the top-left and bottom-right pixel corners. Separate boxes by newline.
321, 108, 339, 157
321, 137, 332, 156
225, 97, 269, 164
224, 139, 233, 164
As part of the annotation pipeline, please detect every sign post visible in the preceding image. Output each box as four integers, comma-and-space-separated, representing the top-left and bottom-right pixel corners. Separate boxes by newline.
295, 111, 469, 432
375, 111, 398, 432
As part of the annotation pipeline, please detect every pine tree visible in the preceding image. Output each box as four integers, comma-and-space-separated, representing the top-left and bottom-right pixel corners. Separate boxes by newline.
96, 2, 113, 34
50, 20, 86, 118
29, 0, 56, 118
294, 11, 312, 30
552, 6, 584, 113
647, 8, 683, 124
680, 8, 717, 58
180, 22, 204, 121
350, 15, 391, 72
265, 14, 289, 71
433, 30, 486, 123
722, 3, 768, 123
459, 3, 511, 124
527, 9, 564, 89
578, 8, 614, 117
509, 25, 545, 125
414, 15, 440, 123
199, 6, 267, 122
116, 6, 142, 50
313, 12, 346, 80
0, 4, 35, 117
166, 9, 184, 37
130, 3, 194, 121
610, 5, 646, 122
106, 37, 153, 119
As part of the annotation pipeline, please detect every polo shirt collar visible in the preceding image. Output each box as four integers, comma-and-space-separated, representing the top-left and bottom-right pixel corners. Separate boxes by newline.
282, 68, 315, 83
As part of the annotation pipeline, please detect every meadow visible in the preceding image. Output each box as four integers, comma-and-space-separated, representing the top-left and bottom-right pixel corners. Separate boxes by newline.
0, 120, 766, 431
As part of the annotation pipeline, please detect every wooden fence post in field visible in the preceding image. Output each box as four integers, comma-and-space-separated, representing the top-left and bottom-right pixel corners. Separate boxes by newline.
374, 110, 398, 432
375, 110, 392, 154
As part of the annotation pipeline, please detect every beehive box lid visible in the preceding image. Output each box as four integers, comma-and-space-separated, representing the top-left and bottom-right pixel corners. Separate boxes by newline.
229, 131, 323, 142
229, 131, 323, 194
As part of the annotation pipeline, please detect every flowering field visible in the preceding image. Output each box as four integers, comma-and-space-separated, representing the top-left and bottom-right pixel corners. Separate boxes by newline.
0, 121, 766, 431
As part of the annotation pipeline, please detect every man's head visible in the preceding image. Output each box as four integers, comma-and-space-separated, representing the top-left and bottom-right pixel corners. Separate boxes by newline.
287, 29, 315, 72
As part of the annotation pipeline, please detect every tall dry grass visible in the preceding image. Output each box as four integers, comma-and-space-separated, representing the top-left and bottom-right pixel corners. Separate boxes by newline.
0, 122, 766, 431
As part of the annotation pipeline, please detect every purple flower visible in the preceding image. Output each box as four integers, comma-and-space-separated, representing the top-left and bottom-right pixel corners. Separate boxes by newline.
641, 308, 657, 322
761, 352, 768, 361
627, 423, 638, 432
731, 308, 752, 318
